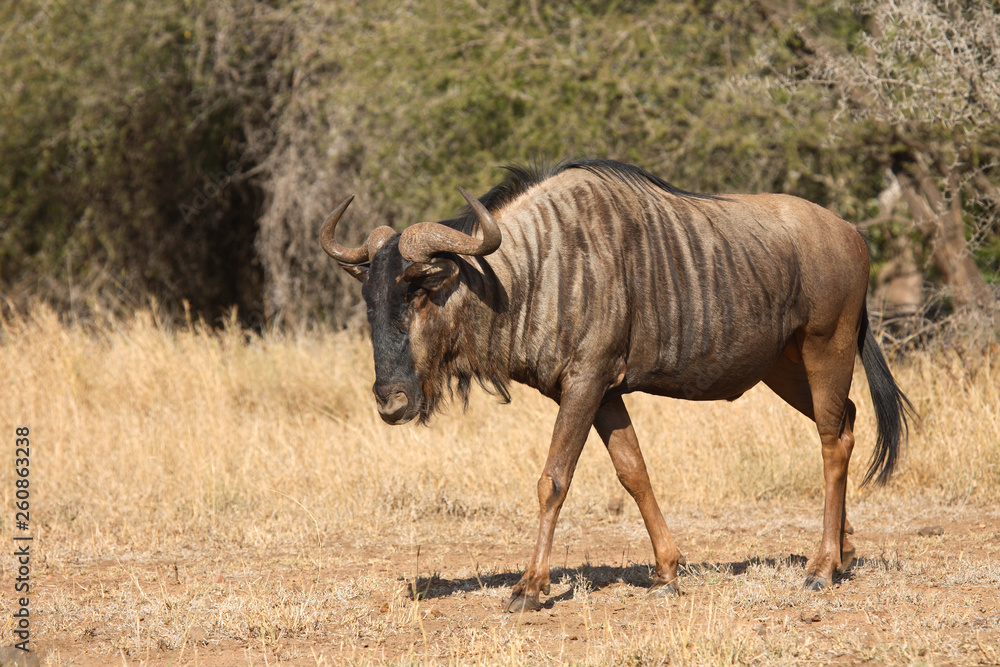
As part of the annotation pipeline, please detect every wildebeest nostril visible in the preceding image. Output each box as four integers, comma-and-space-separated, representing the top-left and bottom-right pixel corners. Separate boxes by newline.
376, 391, 409, 423
373, 381, 406, 404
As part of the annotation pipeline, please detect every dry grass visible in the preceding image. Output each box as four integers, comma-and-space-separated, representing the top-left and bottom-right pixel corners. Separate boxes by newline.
1, 306, 998, 665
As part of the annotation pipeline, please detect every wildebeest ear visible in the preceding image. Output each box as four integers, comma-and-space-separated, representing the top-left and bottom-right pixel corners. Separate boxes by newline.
340, 263, 369, 282
403, 259, 459, 292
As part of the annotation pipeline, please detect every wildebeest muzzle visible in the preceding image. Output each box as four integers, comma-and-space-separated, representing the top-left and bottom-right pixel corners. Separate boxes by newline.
372, 380, 420, 424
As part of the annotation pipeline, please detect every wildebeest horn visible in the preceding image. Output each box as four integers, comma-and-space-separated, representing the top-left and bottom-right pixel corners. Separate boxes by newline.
320, 195, 396, 264
398, 186, 502, 263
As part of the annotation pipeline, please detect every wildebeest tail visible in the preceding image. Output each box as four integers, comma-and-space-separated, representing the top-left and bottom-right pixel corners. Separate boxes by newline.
857, 304, 915, 486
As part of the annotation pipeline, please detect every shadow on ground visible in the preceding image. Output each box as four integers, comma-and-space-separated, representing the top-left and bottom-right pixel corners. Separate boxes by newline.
402, 552, 847, 602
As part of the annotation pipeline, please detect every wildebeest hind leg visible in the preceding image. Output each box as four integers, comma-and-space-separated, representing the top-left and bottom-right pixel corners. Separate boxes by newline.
764, 354, 857, 582
594, 396, 682, 596
798, 331, 858, 591
504, 379, 604, 613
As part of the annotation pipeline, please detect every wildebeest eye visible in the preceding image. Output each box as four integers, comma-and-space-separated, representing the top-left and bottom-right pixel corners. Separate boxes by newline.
404, 282, 425, 300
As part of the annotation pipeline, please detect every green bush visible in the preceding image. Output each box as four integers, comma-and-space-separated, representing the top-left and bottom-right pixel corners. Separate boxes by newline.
0, 1, 285, 323
2, 0, 995, 327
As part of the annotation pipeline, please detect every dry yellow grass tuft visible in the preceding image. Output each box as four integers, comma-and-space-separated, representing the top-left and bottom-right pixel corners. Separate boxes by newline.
1, 307, 998, 664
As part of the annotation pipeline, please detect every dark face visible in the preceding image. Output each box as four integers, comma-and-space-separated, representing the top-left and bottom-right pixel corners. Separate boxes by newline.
353, 236, 458, 425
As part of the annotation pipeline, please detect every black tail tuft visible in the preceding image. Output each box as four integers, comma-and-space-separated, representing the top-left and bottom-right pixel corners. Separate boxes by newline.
857, 305, 916, 486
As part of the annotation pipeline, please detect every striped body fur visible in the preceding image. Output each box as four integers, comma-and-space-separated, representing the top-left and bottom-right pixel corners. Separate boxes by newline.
428, 165, 830, 403
320, 159, 913, 611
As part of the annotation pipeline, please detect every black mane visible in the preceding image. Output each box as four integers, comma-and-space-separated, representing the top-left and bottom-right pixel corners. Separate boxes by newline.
443, 161, 559, 233
446, 158, 718, 233
562, 158, 720, 201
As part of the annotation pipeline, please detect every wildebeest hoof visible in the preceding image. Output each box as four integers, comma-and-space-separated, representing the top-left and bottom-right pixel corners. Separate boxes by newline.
837, 552, 856, 574
803, 574, 828, 591
647, 580, 680, 598
504, 593, 542, 613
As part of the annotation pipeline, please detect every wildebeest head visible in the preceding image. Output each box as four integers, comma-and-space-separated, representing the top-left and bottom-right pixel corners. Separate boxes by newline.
319, 189, 502, 424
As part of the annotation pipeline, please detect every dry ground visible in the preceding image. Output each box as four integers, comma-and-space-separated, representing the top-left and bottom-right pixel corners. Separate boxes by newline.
0, 308, 998, 665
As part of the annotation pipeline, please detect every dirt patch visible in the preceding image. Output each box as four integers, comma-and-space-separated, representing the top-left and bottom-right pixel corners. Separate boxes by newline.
3, 320, 997, 665
18, 502, 1000, 665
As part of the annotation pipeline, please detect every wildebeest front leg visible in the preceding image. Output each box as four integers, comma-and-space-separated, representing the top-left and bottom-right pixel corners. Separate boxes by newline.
504, 380, 605, 613
594, 396, 682, 596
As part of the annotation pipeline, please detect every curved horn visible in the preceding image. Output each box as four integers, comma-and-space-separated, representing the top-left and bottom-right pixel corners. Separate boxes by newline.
398, 186, 502, 263
320, 195, 396, 264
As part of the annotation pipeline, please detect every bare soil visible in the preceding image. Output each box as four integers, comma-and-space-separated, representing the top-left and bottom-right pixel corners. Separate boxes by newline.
2, 315, 997, 665
24, 501, 1000, 666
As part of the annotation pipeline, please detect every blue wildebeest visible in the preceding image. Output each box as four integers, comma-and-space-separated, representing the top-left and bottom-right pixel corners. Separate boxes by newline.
320, 159, 912, 612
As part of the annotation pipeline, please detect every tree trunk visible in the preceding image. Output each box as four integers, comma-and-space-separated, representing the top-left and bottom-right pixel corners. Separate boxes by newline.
894, 165, 992, 309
